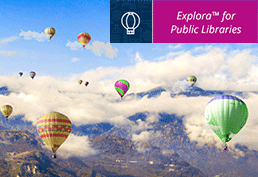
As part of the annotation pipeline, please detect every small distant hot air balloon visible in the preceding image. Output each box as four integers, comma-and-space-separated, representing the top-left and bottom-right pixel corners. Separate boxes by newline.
44, 27, 56, 40
114, 79, 130, 99
1, 105, 13, 120
205, 95, 248, 150
19, 72, 23, 77
30, 71, 36, 79
78, 79, 83, 85
36, 112, 72, 158
187, 76, 197, 86
77, 32, 91, 49
85, 81, 89, 87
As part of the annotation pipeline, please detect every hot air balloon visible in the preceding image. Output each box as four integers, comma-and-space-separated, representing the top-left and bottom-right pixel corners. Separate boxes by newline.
205, 95, 248, 150
1, 105, 13, 120
77, 32, 91, 49
78, 79, 83, 85
19, 72, 23, 77
85, 81, 89, 87
36, 112, 72, 158
44, 27, 56, 40
187, 76, 197, 86
30, 71, 36, 79
114, 79, 130, 99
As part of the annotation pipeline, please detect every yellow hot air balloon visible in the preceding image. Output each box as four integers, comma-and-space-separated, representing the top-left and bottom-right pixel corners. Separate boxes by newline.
78, 79, 83, 85
44, 27, 56, 40
1, 105, 13, 119
77, 32, 91, 49
36, 112, 72, 158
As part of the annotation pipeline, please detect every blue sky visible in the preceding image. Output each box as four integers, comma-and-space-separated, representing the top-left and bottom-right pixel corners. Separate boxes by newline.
1, 0, 111, 77
1, 0, 258, 156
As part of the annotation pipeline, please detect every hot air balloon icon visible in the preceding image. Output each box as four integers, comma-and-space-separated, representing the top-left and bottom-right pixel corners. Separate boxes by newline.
121, 12, 140, 35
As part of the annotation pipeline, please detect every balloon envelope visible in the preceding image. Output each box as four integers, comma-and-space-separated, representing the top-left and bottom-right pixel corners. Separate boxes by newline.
205, 95, 248, 148
30, 71, 36, 79
1, 105, 13, 118
187, 76, 197, 86
78, 79, 83, 85
44, 27, 56, 40
19, 72, 23, 77
77, 32, 91, 49
85, 81, 89, 87
37, 112, 72, 153
114, 80, 130, 98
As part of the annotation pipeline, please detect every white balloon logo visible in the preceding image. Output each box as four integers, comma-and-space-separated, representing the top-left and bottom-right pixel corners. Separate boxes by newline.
121, 12, 140, 35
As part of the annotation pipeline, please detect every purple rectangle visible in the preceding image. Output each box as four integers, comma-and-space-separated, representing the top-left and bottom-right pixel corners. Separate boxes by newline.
153, 1, 257, 43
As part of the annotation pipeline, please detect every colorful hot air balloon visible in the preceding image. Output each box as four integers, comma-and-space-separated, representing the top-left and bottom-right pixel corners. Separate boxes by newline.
114, 79, 130, 99
187, 76, 197, 86
205, 95, 248, 150
78, 79, 83, 85
1, 105, 13, 120
77, 32, 91, 49
30, 71, 36, 79
19, 72, 23, 77
44, 27, 56, 40
36, 112, 72, 158
85, 81, 89, 87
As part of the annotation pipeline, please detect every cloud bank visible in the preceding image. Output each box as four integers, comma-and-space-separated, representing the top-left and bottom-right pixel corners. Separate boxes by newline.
0, 45, 258, 154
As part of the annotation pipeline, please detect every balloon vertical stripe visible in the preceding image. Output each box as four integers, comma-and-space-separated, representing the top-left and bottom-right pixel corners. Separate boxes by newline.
115, 82, 128, 93
115, 87, 124, 97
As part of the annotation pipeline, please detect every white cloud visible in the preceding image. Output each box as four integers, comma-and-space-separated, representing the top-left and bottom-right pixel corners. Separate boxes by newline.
134, 52, 143, 62
86, 41, 118, 58
155, 51, 185, 61
167, 44, 182, 49
66, 40, 118, 59
0, 50, 17, 57
55, 134, 98, 158
66, 40, 82, 51
71, 57, 80, 62
0, 36, 19, 43
132, 131, 151, 142
132, 131, 161, 143
19, 30, 48, 42
132, 130, 162, 153
227, 49, 256, 80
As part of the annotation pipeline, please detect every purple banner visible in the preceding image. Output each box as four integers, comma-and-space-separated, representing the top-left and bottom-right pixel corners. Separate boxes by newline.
153, 1, 257, 43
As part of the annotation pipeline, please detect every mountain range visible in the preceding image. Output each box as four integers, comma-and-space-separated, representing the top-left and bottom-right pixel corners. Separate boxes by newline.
0, 85, 258, 177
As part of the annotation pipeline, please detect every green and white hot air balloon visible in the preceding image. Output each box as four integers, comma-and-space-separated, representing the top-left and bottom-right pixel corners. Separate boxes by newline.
205, 95, 248, 150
